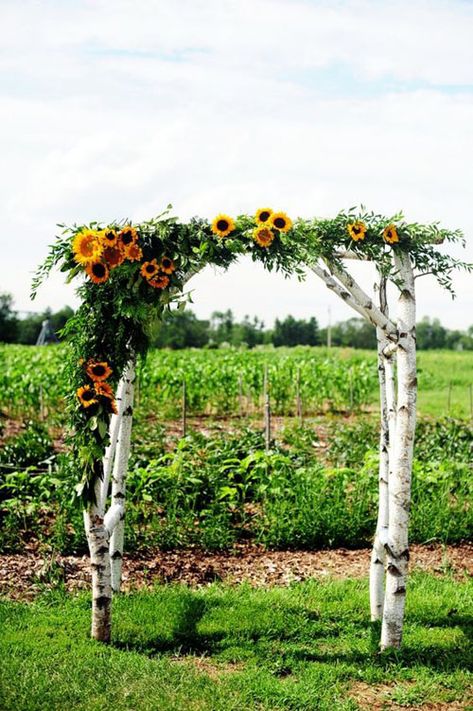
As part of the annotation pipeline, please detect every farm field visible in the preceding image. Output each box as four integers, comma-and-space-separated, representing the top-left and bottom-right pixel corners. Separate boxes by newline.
1, 344, 473, 419
0, 344, 472, 557
1, 343, 472, 709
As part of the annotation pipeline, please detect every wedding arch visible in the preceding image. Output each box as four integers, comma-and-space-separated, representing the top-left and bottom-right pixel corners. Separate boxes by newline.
33, 205, 469, 649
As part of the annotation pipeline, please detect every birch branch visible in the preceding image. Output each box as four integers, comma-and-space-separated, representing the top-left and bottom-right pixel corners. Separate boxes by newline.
334, 250, 370, 261
324, 259, 398, 339
103, 503, 123, 536
309, 263, 374, 323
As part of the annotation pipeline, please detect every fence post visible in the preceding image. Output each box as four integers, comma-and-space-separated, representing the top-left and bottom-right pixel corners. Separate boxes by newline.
39, 384, 45, 421
238, 373, 244, 418
264, 364, 271, 452
296, 367, 302, 423
182, 379, 187, 437
349, 367, 354, 412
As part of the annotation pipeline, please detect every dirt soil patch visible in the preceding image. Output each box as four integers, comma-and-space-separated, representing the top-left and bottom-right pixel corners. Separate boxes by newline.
0, 542, 471, 600
349, 680, 471, 710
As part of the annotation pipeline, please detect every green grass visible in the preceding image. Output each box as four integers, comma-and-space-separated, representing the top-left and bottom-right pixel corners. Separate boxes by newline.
0, 574, 471, 710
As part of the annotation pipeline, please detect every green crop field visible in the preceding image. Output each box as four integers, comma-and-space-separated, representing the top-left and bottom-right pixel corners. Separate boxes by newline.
1, 344, 472, 419
1, 343, 472, 556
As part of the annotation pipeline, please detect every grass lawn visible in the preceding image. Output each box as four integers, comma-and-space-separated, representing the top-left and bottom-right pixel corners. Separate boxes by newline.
1, 573, 471, 710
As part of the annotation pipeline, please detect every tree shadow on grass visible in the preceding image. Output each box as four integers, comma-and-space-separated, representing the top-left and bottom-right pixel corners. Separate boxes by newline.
113, 595, 227, 656
113, 593, 472, 673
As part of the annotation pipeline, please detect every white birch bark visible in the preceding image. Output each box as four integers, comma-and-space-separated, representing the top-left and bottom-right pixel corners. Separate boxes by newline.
381, 253, 416, 649
85, 503, 112, 642
310, 261, 398, 338
109, 364, 135, 593
99, 376, 127, 514
370, 326, 390, 620
324, 259, 398, 339
370, 271, 400, 620
83, 362, 135, 642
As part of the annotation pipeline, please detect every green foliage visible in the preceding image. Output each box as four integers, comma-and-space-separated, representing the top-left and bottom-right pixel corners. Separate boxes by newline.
2, 418, 470, 554
1, 574, 472, 710
0, 421, 55, 469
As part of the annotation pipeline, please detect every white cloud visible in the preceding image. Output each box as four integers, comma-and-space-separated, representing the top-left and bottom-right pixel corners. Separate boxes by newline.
0, 0, 472, 328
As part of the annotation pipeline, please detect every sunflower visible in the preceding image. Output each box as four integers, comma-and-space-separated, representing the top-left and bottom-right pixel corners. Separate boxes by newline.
72, 229, 103, 265
160, 256, 175, 274
77, 384, 98, 408
149, 273, 170, 289
95, 382, 114, 398
270, 212, 292, 233
211, 214, 235, 238
86, 361, 113, 382
100, 229, 118, 248
119, 225, 138, 248
253, 226, 275, 248
255, 208, 273, 225
347, 221, 367, 241
103, 245, 125, 269
383, 224, 399, 244
85, 261, 110, 284
94, 382, 117, 413
124, 242, 143, 262
141, 259, 159, 279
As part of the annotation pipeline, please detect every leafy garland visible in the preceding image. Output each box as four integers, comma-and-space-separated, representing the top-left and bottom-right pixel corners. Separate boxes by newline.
32, 206, 470, 504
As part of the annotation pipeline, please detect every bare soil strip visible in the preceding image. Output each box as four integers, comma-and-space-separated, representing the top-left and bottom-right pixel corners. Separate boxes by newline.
0, 542, 471, 600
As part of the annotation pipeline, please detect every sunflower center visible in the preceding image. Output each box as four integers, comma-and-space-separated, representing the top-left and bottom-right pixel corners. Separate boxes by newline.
105, 232, 115, 241
121, 231, 133, 244
92, 365, 106, 376
92, 263, 106, 277
274, 218, 286, 229
259, 211, 270, 222
82, 390, 94, 401
162, 258, 171, 268
217, 220, 229, 231
146, 265, 155, 273
353, 226, 361, 234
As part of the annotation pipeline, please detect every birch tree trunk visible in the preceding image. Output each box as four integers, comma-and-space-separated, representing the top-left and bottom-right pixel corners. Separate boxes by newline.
370, 275, 398, 620
83, 362, 135, 642
370, 326, 390, 620
85, 501, 113, 643
381, 254, 417, 649
108, 364, 135, 593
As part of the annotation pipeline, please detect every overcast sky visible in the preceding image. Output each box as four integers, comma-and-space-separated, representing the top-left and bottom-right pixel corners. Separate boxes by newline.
1, 0, 472, 328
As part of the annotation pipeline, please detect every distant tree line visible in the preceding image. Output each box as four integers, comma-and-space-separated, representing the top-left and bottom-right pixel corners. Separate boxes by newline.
1, 292, 473, 350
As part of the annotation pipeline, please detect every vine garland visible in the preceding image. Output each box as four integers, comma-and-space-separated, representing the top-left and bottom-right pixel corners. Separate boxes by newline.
32, 206, 470, 503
